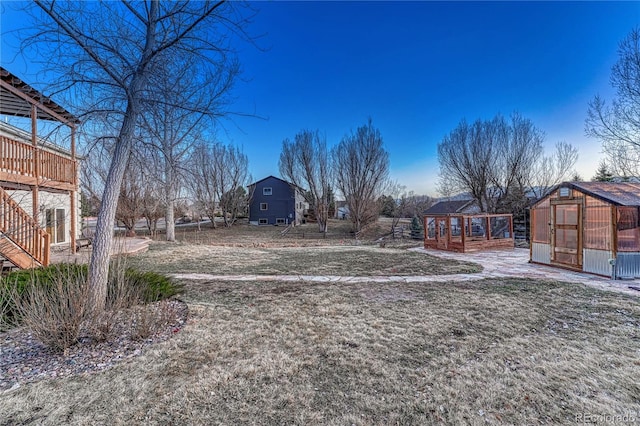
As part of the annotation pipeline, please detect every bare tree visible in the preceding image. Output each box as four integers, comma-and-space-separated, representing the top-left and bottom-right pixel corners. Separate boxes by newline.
189, 142, 250, 227
279, 130, 332, 232
527, 141, 579, 199
401, 192, 435, 218
140, 62, 214, 241
586, 27, 640, 175
438, 113, 578, 213
136, 149, 165, 235
26, 1, 249, 312
188, 143, 219, 228
115, 161, 145, 237
84, 142, 163, 237
212, 143, 251, 227
333, 119, 390, 233
381, 181, 405, 232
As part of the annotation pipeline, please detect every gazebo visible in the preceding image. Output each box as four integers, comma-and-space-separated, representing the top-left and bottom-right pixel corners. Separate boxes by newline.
424, 213, 514, 253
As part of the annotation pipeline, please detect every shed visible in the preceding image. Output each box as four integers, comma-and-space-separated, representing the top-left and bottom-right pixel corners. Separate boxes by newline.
529, 181, 640, 278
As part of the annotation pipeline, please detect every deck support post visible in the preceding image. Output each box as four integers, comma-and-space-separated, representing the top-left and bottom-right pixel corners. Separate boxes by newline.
70, 126, 77, 254
31, 105, 39, 223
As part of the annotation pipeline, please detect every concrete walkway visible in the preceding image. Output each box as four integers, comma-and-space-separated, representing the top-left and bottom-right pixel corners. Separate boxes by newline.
49, 237, 151, 264
171, 247, 640, 297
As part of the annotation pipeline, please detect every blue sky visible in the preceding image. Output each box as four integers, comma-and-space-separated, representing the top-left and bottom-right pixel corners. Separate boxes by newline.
2, 1, 640, 195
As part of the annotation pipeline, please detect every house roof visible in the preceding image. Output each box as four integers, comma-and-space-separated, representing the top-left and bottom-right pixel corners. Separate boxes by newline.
247, 175, 306, 192
247, 175, 292, 187
0, 67, 79, 126
424, 199, 476, 215
533, 181, 640, 207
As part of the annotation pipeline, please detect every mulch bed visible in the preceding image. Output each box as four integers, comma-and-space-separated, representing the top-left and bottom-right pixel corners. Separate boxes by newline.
0, 300, 188, 392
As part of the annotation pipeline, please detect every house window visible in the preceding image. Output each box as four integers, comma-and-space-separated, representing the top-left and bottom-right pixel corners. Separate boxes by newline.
259, 218, 268, 225
263, 187, 272, 196
45, 208, 66, 244
276, 218, 286, 225
260, 203, 268, 210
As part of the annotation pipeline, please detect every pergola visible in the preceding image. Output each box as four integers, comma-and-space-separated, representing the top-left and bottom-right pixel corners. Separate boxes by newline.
424, 213, 514, 253
0, 66, 80, 253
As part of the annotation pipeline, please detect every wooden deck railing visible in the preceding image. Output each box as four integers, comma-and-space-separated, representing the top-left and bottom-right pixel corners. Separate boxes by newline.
0, 135, 76, 187
0, 187, 50, 266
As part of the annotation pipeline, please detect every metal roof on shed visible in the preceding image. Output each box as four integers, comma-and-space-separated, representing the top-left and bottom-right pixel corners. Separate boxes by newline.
532, 181, 640, 207
569, 182, 640, 206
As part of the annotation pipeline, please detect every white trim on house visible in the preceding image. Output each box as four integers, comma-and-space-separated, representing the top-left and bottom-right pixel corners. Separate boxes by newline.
263, 187, 272, 196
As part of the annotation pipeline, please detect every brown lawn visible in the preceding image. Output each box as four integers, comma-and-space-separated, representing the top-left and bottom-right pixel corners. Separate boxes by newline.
2, 220, 639, 424
127, 243, 481, 276
1, 277, 639, 425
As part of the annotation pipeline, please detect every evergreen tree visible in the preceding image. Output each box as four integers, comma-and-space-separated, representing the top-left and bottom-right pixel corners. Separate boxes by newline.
410, 215, 424, 239
592, 161, 614, 182
379, 195, 396, 217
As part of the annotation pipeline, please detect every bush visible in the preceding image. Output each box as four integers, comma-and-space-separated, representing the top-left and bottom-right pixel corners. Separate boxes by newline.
5, 264, 89, 350
1, 264, 88, 329
1, 262, 183, 349
123, 269, 183, 302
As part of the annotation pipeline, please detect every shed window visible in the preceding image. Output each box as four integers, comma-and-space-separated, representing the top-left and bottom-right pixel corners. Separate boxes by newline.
263, 187, 272, 196
260, 203, 268, 210
259, 218, 268, 225
558, 187, 571, 198
532, 199, 550, 243
276, 218, 286, 225
617, 207, 640, 252
584, 196, 611, 250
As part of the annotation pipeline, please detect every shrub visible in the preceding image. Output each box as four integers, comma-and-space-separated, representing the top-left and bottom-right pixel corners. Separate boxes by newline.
9, 264, 89, 351
1, 262, 183, 350
130, 300, 179, 341
124, 269, 183, 302
1, 264, 86, 328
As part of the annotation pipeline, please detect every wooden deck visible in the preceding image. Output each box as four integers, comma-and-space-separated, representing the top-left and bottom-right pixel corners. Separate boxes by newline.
0, 135, 77, 191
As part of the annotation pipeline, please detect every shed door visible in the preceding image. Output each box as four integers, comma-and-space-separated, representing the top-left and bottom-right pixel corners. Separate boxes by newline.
552, 203, 582, 268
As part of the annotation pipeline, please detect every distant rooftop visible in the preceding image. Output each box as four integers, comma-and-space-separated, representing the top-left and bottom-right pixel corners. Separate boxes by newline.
424, 199, 477, 215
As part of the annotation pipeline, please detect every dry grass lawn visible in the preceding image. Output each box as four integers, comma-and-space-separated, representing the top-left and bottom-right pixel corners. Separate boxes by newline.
127, 243, 481, 276
154, 218, 410, 247
2, 277, 639, 425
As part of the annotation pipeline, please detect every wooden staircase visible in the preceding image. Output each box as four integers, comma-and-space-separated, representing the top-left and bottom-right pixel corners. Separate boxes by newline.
0, 187, 50, 269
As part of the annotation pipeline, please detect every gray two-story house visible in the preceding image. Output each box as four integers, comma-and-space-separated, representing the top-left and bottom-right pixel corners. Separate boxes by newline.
248, 176, 306, 225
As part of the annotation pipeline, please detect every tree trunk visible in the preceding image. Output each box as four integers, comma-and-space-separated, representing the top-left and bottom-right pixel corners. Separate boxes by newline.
165, 161, 175, 241
165, 198, 175, 241
89, 112, 136, 313
88, 1, 157, 313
